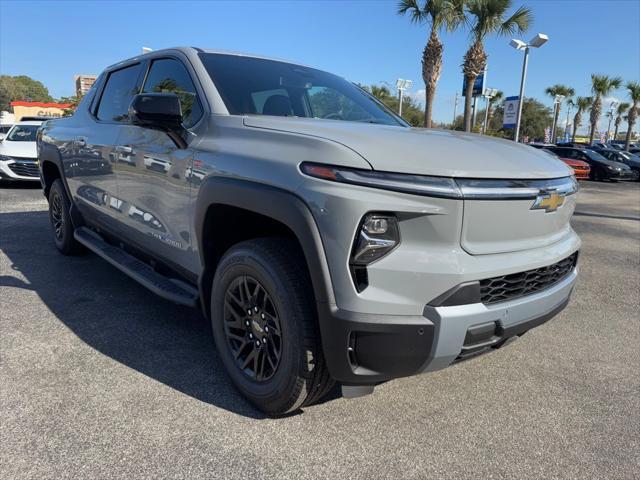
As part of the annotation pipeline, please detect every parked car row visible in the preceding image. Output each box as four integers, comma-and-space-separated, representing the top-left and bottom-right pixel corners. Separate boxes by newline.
529, 142, 639, 182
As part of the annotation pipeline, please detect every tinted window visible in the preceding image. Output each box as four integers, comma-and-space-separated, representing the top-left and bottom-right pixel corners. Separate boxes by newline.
199, 53, 404, 126
97, 64, 142, 122
583, 150, 608, 162
6, 124, 39, 141
142, 58, 203, 128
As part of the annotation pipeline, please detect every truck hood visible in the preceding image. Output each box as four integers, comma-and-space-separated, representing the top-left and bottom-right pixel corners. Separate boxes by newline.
243, 116, 572, 179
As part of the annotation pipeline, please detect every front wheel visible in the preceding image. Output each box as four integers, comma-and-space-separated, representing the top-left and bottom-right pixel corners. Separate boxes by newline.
211, 238, 333, 415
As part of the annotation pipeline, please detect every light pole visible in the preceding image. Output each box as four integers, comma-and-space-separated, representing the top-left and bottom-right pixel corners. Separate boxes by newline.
606, 101, 618, 142
452, 92, 459, 129
395, 79, 413, 117
564, 100, 573, 141
510, 33, 548, 143
481, 88, 498, 134
551, 94, 565, 143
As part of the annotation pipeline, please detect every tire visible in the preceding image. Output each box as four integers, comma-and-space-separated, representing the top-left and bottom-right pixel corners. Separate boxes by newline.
211, 237, 334, 415
48, 179, 81, 255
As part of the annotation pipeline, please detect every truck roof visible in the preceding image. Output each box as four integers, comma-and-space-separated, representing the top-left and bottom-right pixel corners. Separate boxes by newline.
105, 46, 312, 72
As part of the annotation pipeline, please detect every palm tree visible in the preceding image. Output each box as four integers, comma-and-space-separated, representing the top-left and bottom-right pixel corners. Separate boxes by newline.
461, 0, 532, 132
398, 0, 465, 128
588, 74, 622, 145
487, 89, 503, 125
544, 85, 574, 142
624, 81, 640, 150
571, 96, 591, 142
613, 102, 629, 140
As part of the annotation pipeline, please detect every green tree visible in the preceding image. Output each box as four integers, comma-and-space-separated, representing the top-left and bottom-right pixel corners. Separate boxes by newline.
464, 97, 551, 140
613, 102, 629, 140
624, 81, 640, 150
461, 0, 532, 132
363, 84, 424, 127
588, 74, 622, 145
572, 96, 591, 142
544, 84, 574, 141
397, 0, 465, 127
0, 75, 53, 111
486, 89, 503, 127
58, 94, 83, 116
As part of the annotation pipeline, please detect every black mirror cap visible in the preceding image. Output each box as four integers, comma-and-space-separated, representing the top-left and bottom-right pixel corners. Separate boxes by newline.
128, 93, 183, 130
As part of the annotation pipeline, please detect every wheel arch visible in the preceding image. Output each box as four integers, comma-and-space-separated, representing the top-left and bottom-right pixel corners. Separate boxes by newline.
38, 142, 67, 198
194, 176, 335, 320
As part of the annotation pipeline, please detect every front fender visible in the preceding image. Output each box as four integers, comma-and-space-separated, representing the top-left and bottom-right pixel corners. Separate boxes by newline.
193, 176, 336, 316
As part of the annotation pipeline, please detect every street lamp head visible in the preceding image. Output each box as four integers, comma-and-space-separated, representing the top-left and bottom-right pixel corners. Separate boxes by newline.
396, 79, 405, 89
528, 33, 548, 48
404, 80, 413, 90
510, 39, 527, 50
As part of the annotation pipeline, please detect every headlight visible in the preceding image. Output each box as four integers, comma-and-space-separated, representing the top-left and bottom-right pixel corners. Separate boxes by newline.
351, 213, 400, 265
0, 154, 13, 161
300, 162, 462, 199
349, 213, 400, 292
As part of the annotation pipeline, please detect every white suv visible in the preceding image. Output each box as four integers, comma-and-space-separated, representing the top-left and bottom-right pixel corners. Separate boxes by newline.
0, 119, 43, 182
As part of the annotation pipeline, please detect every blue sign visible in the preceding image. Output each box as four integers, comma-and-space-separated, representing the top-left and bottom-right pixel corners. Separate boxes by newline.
503, 96, 519, 129
462, 73, 485, 97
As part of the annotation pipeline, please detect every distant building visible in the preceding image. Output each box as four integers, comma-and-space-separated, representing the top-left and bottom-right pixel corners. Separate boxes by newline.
10, 101, 72, 121
74, 74, 97, 97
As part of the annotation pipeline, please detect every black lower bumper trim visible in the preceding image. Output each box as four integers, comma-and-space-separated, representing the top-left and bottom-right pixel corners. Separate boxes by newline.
318, 304, 435, 384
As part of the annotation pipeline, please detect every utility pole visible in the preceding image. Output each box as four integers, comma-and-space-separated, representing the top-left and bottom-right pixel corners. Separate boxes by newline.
452, 92, 459, 128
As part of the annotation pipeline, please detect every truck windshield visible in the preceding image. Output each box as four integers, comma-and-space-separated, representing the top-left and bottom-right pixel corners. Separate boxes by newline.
199, 53, 406, 127
6, 124, 39, 142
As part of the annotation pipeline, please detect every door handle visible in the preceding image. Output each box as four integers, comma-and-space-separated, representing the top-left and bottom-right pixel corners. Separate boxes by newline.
73, 136, 87, 147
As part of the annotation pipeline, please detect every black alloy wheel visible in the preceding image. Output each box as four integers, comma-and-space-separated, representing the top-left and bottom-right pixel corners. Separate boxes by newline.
223, 275, 282, 382
50, 191, 64, 240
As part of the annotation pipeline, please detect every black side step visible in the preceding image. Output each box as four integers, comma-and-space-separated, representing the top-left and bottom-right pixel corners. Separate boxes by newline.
74, 227, 199, 307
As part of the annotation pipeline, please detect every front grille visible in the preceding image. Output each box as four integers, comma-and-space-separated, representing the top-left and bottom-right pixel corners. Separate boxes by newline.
8, 161, 39, 178
480, 252, 578, 305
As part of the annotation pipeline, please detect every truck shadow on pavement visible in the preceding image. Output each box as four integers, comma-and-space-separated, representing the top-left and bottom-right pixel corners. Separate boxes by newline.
1, 210, 344, 419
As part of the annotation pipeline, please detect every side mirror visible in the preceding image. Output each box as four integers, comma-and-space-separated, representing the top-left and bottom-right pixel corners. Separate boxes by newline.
128, 93, 182, 131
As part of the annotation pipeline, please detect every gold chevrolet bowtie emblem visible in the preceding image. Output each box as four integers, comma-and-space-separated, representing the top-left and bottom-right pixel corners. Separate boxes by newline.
532, 190, 564, 213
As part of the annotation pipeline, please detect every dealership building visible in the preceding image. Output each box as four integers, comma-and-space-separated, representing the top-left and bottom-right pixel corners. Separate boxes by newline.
9, 101, 72, 122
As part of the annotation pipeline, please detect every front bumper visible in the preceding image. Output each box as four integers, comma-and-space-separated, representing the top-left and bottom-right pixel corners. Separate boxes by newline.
320, 263, 577, 385
0, 160, 41, 181
607, 169, 635, 180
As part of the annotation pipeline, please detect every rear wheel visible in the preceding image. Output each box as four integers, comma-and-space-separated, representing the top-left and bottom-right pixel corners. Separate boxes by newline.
48, 179, 81, 255
211, 238, 333, 415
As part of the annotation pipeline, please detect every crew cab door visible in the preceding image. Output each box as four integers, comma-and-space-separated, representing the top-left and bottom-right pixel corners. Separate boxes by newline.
64, 64, 143, 226
113, 56, 205, 276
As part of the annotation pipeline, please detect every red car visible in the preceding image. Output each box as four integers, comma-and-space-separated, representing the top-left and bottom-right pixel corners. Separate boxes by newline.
559, 157, 590, 180
529, 145, 591, 180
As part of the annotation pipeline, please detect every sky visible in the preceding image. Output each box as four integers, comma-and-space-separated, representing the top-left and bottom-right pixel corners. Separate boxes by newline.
1, 0, 639, 134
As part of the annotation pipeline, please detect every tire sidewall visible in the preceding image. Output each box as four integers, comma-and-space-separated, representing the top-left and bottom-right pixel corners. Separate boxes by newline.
48, 180, 74, 253
211, 245, 306, 409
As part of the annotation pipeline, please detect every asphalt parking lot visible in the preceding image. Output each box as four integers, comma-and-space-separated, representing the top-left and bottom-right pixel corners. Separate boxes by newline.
1, 180, 639, 479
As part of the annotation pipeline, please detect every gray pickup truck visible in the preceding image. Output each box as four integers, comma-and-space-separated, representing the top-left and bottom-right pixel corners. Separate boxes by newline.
38, 47, 580, 415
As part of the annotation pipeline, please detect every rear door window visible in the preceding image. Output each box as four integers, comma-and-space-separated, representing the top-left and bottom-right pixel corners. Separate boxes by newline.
96, 64, 142, 122
142, 58, 203, 128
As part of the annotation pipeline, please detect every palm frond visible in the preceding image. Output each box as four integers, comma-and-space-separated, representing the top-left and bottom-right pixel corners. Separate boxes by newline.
626, 81, 640, 103
397, 0, 426, 23
498, 5, 533, 37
